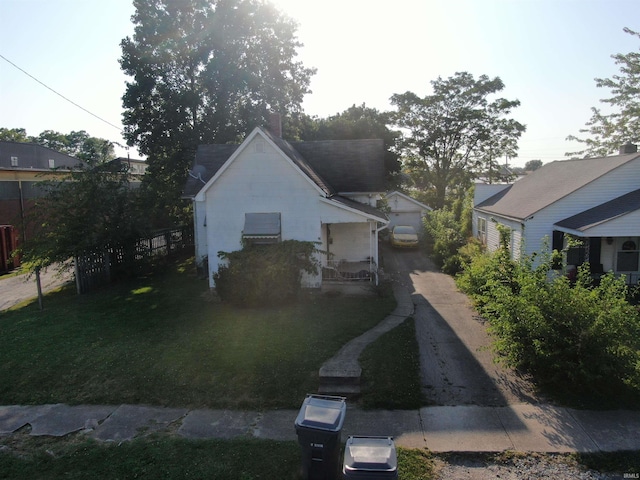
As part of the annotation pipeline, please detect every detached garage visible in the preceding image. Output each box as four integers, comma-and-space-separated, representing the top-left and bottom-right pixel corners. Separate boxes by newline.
385, 191, 432, 234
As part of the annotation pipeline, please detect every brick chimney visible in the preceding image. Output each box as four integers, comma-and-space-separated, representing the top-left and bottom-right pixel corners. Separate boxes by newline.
619, 143, 638, 154
269, 112, 282, 138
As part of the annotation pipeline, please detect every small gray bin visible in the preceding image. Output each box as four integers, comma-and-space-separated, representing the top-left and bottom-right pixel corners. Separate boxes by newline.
295, 394, 347, 480
342, 436, 398, 480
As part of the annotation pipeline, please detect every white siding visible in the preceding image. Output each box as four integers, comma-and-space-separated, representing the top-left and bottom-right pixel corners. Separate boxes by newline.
483, 215, 523, 259
386, 192, 430, 233
193, 200, 208, 267
196, 132, 382, 288
202, 136, 324, 287
579, 210, 640, 237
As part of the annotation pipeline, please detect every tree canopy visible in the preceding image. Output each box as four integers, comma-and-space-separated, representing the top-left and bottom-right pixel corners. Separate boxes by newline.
0, 128, 115, 164
568, 28, 640, 157
524, 159, 543, 171
391, 72, 525, 209
21, 163, 148, 272
120, 0, 315, 224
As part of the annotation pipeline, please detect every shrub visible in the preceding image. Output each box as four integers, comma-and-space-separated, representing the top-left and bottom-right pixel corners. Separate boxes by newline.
423, 208, 466, 269
214, 240, 319, 307
457, 236, 640, 400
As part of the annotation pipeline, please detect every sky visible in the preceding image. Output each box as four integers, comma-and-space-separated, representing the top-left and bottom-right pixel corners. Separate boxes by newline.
1, 0, 639, 166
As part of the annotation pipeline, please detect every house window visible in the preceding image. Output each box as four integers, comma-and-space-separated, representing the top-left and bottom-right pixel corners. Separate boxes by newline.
477, 217, 487, 243
10, 156, 18, 167
617, 239, 639, 272
242, 212, 281, 245
48, 159, 55, 169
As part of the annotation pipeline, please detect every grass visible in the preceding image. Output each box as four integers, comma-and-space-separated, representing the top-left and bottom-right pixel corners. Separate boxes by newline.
0, 255, 396, 410
0, 434, 437, 480
359, 317, 425, 409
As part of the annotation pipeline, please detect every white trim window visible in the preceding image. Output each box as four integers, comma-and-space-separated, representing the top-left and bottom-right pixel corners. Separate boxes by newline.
617, 238, 639, 273
477, 217, 487, 244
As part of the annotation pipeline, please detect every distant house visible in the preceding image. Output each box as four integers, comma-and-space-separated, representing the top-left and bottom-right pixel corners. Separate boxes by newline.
473, 144, 640, 284
111, 157, 148, 177
183, 124, 389, 289
384, 191, 432, 234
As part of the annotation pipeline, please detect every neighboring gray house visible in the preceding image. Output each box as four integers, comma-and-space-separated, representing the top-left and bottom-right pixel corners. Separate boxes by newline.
183, 126, 389, 289
384, 191, 432, 233
473, 145, 640, 284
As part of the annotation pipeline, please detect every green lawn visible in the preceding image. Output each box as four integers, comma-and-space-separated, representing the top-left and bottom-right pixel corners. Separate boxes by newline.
0, 257, 398, 409
0, 435, 436, 480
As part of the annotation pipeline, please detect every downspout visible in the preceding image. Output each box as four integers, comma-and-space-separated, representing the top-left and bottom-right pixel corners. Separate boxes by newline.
18, 180, 26, 244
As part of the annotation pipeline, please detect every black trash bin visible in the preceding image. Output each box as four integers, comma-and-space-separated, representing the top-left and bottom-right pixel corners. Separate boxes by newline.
295, 394, 347, 480
342, 436, 398, 479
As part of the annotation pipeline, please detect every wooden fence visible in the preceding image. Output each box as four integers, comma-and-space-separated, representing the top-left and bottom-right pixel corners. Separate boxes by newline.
74, 226, 193, 294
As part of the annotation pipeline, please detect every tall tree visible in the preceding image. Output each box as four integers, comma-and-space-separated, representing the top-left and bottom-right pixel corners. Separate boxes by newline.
524, 159, 543, 171
120, 0, 315, 225
391, 72, 525, 209
0, 128, 29, 142
568, 28, 640, 157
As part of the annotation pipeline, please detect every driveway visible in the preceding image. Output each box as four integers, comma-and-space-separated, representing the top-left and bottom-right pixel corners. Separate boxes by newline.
382, 246, 542, 406
0, 267, 73, 312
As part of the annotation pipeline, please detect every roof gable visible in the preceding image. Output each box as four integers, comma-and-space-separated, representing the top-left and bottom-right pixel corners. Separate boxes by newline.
555, 188, 640, 233
183, 128, 387, 199
476, 153, 640, 220
385, 191, 432, 210
192, 128, 332, 201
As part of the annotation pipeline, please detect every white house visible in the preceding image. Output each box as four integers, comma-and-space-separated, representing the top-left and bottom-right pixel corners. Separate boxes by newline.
384, 191, 432, 234
183, 126, 389, 289
472, 145, 640, 284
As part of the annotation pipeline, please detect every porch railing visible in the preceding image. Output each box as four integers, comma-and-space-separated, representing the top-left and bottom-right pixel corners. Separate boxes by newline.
322, 259, 377, 282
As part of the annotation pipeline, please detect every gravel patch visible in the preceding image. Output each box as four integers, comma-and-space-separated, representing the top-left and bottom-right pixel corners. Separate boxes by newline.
433, 453, 625, 480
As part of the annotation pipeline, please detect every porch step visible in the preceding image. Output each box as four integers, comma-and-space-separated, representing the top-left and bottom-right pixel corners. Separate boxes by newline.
318, 375, 361, 396
318, 363, 361, 396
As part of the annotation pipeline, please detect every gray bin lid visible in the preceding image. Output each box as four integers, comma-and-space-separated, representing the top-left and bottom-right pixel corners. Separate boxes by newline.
294, 395, 346, 432
343, 436, 398, 474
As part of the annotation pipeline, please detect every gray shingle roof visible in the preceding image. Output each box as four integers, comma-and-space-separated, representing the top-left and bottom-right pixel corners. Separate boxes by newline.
476, 153, 640, 220
555, 188, 640, 232
0, 141, 83, 170
182, 128, 387, 198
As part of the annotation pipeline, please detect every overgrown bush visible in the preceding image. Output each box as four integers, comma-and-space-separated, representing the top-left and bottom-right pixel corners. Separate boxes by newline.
423, 208, 466, 273
456, 233, 640, 401
423, 186, 475, 274
214, 240, 319, 307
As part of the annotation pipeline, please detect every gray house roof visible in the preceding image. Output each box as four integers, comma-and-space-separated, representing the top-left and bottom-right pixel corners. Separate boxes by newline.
475, 153, 640, 220
0, 141, 83, 170
183, 127, 387, 199
555, 188, 640, 232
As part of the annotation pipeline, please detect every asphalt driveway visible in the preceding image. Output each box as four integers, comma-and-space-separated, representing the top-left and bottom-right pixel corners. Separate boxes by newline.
382, 245, 542, 406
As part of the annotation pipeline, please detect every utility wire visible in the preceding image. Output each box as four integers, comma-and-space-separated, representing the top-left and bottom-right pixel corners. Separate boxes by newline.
0, 53, 123, 132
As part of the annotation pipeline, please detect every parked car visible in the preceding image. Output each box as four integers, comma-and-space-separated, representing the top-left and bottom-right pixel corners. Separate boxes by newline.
390, 225, 419, 248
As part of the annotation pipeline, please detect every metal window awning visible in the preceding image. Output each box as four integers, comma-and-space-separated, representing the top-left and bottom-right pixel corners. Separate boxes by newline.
243, 213, 281, 239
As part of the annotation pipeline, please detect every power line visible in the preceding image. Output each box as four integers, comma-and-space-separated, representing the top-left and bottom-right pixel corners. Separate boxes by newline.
0, 53, 123, 133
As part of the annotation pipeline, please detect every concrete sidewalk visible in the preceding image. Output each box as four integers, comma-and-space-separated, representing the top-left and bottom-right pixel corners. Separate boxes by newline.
0, 402, 638, 452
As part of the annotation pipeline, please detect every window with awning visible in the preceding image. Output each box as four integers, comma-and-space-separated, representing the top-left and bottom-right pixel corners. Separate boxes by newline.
242, 213, 281, 245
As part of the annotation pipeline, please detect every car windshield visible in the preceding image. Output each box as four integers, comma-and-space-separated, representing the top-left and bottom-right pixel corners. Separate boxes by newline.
394, 226, 416, 235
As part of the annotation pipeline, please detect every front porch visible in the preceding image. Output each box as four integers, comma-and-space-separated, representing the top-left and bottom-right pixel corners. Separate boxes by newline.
322, 259, 378, 283
556, 232, 640, 286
